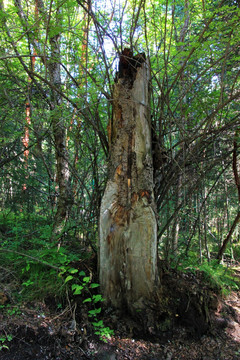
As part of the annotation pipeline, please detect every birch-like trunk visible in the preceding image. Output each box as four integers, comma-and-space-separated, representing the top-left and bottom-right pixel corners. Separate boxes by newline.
99, 53, 158, 311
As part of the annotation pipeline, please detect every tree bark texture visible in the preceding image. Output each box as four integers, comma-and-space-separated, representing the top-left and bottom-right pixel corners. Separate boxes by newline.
49, 32, 72, 240
99, 51, 158, 312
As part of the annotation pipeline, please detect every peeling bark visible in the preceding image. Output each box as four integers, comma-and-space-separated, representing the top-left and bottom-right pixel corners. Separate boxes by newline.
99, 51, 158, 312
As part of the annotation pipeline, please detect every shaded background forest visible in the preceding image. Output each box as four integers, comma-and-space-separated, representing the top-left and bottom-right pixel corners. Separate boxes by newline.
0, 0, 240, 302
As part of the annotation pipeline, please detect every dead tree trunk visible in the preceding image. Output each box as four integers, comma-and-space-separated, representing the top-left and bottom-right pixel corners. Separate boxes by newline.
99, 50, 158, 312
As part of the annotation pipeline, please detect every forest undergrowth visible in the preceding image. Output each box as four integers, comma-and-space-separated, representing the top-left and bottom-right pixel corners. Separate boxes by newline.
0, 212, 240, 359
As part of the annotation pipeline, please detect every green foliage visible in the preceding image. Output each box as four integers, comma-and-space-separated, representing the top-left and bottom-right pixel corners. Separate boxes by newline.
176, 257, 240, 295
62, 268, 113, 341
199, 261, 239, 295
232, 243, 240, 261
0, 334, 13, 351
0, 212, 79, 301
0, 210, 113, 340
92, 320, 114, 340
0, 304, 21, 316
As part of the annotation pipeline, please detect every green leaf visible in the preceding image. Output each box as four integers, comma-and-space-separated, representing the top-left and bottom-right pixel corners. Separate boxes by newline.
68, 268, 78, 274
90, 283, 100, 288
88, 307, 101, 316
64, 275, 73, 283
83, 297, 92, 303
72, 284, 83, 295
92, 294, 103, 303
92, 320, 103, 327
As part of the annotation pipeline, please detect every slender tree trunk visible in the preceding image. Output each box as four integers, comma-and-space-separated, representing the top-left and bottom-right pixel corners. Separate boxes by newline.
49, 24, 72, 241
22, 0, 38, 195
217, 212, 240, 262
203, 186, 210, 262
171, 176, 180, 258
170, 0, 189, 258
217, 131, 240, 261
99, 51, 158, 312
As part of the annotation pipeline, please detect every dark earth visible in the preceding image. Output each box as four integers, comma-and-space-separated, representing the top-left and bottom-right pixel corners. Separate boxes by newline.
1, 264, 240, 360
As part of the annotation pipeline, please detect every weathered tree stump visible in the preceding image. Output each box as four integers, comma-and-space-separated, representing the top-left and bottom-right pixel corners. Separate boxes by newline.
99, 49, 158, 313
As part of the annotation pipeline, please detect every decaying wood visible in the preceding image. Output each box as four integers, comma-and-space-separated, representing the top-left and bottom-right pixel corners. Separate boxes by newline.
99, 50, 158, 312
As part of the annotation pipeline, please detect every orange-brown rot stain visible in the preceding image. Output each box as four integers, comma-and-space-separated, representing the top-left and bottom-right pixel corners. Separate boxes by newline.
114, 165, 122, 182
107, 233, 111, 246
107, 121, 112, 145
140, 190, 151, 201
130, 191, 151, 206
106, 233, 111, 256
106, 231, 115, 255
116, 165, 122, 175
131, 192, 139, 205
112, 204, 129, 226
116, 105, 123, 128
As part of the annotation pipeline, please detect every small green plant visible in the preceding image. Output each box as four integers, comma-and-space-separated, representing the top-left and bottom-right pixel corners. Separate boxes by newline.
6, 304, 21, 316
0, 303, 21, 316
0, 211, 113, 341
18, 246, 80, 300
91, 320, 114, 340
0, 334, 13, 351
63, 268, 114, 341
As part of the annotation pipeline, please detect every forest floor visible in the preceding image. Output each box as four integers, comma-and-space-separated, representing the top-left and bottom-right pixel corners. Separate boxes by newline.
0, 266, 240, 360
